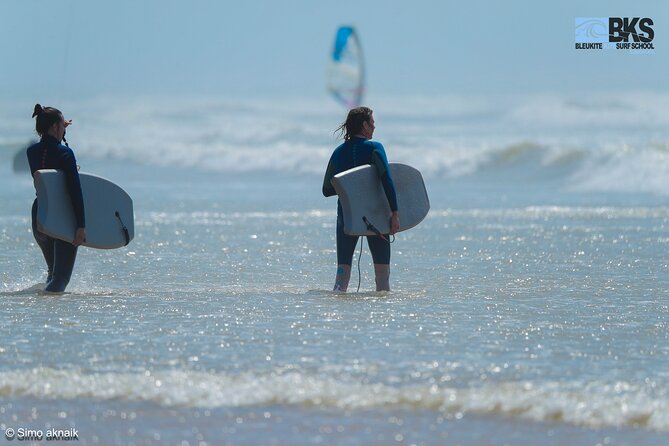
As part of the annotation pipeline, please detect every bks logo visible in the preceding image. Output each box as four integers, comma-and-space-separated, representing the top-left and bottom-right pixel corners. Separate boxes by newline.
575, 17, 655, 51
609, 17, 654, 42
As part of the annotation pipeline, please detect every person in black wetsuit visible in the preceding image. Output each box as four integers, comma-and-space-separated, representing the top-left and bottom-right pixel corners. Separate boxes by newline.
27, 104, 86, 293
322, 107, 400, 292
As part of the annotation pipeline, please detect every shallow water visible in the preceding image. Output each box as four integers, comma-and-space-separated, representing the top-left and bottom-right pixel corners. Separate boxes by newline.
1, 95, 669, 445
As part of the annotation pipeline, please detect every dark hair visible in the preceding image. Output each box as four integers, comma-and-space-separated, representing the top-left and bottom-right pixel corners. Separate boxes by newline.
335, 106, 373, 141
32, 104, 63, 136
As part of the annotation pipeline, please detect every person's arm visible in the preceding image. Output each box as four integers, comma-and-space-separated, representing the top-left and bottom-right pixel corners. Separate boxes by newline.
371, 146, 398, 211
26, 144, 39, 176
61, 148, 86, 244
389, 211, 400, 235
371, 145, 400, 234
73, 228, 86, 246
322, 156, 337, 197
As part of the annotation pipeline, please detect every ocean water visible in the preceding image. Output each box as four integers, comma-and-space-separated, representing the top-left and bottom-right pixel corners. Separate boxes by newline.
1, 93, 669, 445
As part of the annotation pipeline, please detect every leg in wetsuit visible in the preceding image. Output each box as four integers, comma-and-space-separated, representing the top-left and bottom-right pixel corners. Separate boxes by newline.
334, 211, 391, 292
31, 200, 78, 292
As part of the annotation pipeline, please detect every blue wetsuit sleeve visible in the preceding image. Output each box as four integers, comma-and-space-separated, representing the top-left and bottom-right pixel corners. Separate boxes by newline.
371, 146, 398, 212
322, 156, 337, 197
61, 148, 86, 228
26, 146, 39, 175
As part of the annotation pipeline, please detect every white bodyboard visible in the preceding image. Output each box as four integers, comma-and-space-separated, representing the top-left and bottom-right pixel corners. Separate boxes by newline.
331, 163, 429, 236
33, 169, 134, 249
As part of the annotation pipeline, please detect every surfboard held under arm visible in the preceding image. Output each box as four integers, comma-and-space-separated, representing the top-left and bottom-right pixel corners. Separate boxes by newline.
331, 163, 429, 236
33, 169, 134, 249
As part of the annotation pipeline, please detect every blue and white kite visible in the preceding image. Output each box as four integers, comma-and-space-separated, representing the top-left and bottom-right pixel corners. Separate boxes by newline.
327, 26, 365, 109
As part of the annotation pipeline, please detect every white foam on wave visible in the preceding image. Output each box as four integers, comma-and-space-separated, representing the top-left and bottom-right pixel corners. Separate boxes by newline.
3, 93, 669, 193
1, 367, 668, 431
568, 143, 669, 195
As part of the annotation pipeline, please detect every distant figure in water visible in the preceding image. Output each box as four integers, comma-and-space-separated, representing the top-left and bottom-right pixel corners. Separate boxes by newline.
322, 107, 400, 292
26, 104, 86, 292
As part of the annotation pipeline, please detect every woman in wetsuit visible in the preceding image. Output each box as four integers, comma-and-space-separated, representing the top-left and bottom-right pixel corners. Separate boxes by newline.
322, 107, 400, 292
27, 104, 86, 292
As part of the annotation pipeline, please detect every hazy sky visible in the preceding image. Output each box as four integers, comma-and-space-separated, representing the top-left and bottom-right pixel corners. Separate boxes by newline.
1, 0, 667, 103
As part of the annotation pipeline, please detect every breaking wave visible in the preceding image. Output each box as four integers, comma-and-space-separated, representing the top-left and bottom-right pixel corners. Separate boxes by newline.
2, 92, 669, 194
1, 367, 668, 432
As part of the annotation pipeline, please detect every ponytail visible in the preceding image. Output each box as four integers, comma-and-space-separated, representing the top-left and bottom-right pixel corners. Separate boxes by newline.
32, 103, 44, 118
32, 103, 63, 136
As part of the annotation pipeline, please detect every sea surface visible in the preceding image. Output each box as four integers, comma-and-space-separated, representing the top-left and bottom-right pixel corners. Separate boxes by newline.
1, 93, 669, 445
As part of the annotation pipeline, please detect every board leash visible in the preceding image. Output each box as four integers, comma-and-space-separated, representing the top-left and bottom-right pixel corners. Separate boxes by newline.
115, 211, 130, 246
362, 216, 395, 243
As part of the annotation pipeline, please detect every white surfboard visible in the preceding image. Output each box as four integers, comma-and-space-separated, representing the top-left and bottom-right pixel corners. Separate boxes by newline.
331, 163, 429, 236
33, 169, 134, 249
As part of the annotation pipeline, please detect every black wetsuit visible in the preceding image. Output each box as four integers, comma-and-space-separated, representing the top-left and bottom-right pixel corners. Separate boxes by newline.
322, 137, 398, 265
27, 135, 85, 292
